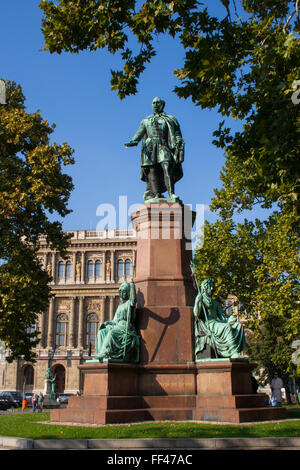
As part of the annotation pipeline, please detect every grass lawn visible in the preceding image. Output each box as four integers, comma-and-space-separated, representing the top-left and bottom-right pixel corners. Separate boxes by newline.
0, 405, 300, 440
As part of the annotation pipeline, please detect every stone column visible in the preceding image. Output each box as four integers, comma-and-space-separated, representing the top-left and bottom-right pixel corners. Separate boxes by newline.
100, 297, 105, 324
39, 312, 45, 348
81, 251, 85, 284
43, 252, 47, 270
70, 297, 76, 348
103, 253, 106, 283
111, 250, 115, 283
47, 297, 55, 348
72, 251, 77, 283
51, 252, 56, 284
78, 296, 85, 349
109, 296, 115, 321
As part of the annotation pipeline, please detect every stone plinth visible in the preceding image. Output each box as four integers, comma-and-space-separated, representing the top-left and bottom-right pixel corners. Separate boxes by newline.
196, 359, 254, 395
131, 202, 195, 365
80, 363, 138, 396
50, 359, 286, 424
51, 362, 197, 424
50, 202, 287, 425
195, 360, 286, 423
43, 396, 60, 409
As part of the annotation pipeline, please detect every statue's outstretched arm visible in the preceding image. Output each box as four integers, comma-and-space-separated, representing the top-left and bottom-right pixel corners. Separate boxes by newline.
124, 121, 146, 147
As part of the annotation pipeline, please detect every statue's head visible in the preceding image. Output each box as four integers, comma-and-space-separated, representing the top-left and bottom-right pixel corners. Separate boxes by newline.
119, 281, 130, 301
200, 278, 214, 297
152, 96, 165, 114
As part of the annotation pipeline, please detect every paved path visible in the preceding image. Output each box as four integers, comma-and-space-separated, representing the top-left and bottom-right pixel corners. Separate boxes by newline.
1, 436, 300, 450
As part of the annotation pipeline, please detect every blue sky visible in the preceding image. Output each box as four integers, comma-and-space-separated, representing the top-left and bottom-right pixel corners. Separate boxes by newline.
1, 1, 270, 238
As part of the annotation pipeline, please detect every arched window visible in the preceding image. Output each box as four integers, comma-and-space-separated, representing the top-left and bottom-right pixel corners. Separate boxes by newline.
125, 259, 131, 278
87, 260, 94, 279
58, 262, 64, 280
117, 259, 124, 278
53, 365, 65, 394
66, 261, 72, 278
95, 260, 101, 277
55, 314, 69, 346
86, 313, 99, 349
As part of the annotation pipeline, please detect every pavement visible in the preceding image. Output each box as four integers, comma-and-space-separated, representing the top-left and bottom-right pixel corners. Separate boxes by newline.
1, 436, 300, 450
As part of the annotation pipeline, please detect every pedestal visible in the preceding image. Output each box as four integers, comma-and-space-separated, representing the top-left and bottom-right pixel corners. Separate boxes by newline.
50, 202, 286, 424
132, 202, 195, 366
43, 395, 60, 409
51, 362, 197, 424
195, 360, 286, 422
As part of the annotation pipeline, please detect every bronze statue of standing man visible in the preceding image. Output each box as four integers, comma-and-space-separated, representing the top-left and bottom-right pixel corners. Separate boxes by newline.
125, 97, 185, 202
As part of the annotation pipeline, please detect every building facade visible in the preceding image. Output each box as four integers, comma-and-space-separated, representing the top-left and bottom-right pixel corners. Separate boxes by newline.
0, 228, 245, 396
0, 229, 137, 395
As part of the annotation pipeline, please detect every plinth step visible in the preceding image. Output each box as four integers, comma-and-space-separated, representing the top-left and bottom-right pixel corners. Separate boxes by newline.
51, 404, 286, 425
51, 407, 194, 425
197, 393, 268, 409
106, 408, 195, 423
195, 406, 287, 423
67, 394, 196, 410
51, 391, 287, 425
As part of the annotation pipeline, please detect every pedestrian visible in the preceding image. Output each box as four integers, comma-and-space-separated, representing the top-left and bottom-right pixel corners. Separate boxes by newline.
38, 392, 44, 412
32, 393, 38, 412
270, 371, 284, 406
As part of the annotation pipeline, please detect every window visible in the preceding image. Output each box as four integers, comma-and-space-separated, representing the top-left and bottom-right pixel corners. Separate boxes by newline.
55, 314, 69, 346
87, 260, 94, 279
26, 321, 39, 343
58, 262, 64, 280
117, 259, 124, 277
66, 261, 71, 278
125, 259, 131, 278
53, 365, 65, 394
58, 261, 72, 283
86, 313, 99, 349
95, 260, 101, 277
23, 365, 34, 387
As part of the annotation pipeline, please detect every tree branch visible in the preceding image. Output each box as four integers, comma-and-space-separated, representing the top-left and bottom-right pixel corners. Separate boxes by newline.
283, 9, 296, 33
296, 0, 300, 21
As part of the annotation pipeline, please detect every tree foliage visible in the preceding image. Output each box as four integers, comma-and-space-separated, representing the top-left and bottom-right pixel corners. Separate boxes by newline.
0, 81, 74, 361
39, 0, 300, 210
38, 1, 300, 376
194, 209, 300, 379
